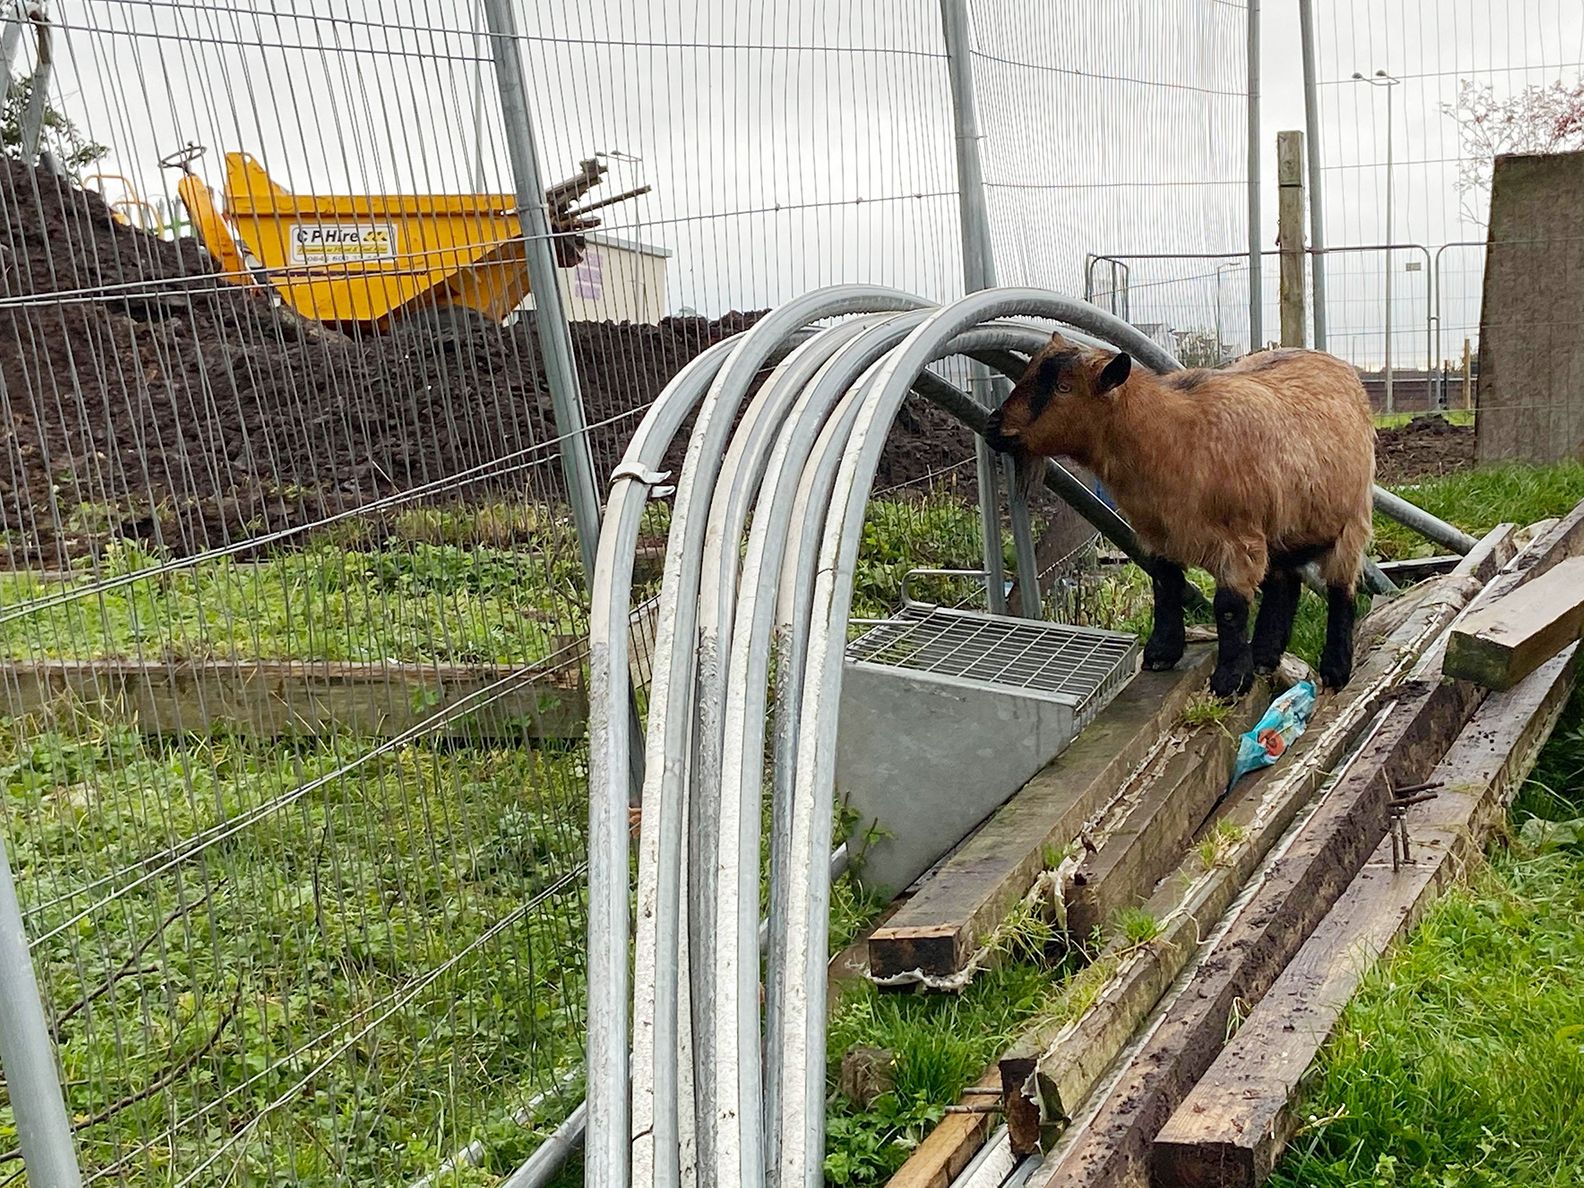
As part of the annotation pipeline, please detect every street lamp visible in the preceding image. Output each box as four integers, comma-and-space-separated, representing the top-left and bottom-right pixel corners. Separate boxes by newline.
1353, 68, 1401, 413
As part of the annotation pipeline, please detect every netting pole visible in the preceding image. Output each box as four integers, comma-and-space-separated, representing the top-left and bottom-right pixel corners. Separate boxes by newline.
1298, 0, 1328, 351
939, 0, 1041, 617
1246, 0, 1263, 351
482, 0, 645, 804
482, 0, 600, 577
0, 833, 83, 1188
17, 5, 51, 164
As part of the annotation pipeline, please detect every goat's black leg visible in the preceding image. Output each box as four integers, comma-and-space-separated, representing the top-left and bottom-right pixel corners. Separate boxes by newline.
1250, 567, 1302, 674
1142, 557, 1187, 671
1319, 585, 1359, 689
1210, 585, 1254, 699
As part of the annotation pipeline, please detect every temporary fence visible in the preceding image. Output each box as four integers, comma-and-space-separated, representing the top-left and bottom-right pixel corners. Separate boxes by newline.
3, 0, 1542, 1185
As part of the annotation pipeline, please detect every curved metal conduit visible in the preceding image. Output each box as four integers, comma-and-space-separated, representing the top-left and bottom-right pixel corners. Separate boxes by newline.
581, 285, 1470, 1188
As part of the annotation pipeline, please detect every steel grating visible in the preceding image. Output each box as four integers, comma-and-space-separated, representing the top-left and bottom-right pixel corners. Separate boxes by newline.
846, 606, 1139, 727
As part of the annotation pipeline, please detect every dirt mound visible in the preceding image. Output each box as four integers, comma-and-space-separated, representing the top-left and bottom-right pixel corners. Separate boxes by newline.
1375, 414, 1475, 485
1, 160, 978, 567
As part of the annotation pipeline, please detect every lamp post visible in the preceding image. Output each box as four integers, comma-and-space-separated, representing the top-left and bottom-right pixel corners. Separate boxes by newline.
1353, 68, 1400, 413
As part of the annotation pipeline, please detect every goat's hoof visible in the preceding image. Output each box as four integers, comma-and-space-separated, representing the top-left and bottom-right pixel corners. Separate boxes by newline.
1209, 665, 1254, 701
1318, 662, 1352, 691
1142, 640, 1184, 672
1250, 650, 1283, 675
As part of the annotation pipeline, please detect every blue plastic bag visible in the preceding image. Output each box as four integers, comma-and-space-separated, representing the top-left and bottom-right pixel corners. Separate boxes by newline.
1228, 680, 1318, 790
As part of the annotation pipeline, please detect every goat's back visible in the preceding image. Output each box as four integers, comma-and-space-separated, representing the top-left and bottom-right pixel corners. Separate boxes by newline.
1110, 348, 1375, 588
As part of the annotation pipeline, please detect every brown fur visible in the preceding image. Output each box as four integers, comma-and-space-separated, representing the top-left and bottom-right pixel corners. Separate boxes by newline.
987, 337, 1375, 599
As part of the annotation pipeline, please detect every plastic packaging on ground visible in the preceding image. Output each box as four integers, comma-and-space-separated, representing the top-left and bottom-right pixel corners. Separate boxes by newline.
1228, 679, 1319, 790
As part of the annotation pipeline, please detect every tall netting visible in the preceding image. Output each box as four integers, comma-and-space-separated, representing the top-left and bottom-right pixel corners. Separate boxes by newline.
0, 2, 1252, 1184
965, 0, 1251, 618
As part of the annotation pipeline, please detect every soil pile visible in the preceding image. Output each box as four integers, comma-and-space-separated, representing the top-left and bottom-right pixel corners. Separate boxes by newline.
1, 159, 978, 567
1374, 414, 1475, 485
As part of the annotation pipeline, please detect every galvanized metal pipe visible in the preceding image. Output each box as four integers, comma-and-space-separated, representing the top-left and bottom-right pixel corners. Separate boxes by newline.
691, 318, 896, 1186
590, 286, 1450, 1188
775, 286, 1288, 1183
0, 832, 83, 1188
481, 0, 602, 579
588, 324, 827, 1188
1247, 0, 1264, 350
616, 287, 926, 1188
939, 0, 1022, 615
1373, 487, 1478, 554
1299, 0, 1328, 349
498, 846, 848, 1188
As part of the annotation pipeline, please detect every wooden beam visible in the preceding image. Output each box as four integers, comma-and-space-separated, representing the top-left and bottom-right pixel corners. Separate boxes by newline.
884, 1066, 1003, 1188
1064, 680, 1268, 942
1029, 511, 1584, 1188
0, 656, 588, 740
1445, 555, 1584, 690
0, 598, 660, 742
1003, 528, 1515, 1156
1152, 642, 1578, 1188
866, 648, 1217, 982
1277, 131, 1307, 348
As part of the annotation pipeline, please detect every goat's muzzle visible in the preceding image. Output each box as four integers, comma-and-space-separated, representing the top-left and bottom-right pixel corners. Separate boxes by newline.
983, 409, 1016, 454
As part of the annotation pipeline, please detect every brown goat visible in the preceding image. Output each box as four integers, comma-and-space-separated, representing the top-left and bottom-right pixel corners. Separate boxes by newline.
984, 336, 1375, 699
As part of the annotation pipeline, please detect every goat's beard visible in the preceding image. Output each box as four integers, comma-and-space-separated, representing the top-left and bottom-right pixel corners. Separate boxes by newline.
1010, 448, 1042, 502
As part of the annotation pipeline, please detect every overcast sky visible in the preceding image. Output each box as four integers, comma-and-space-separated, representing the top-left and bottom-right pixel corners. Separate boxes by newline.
21, 1, 1584, 369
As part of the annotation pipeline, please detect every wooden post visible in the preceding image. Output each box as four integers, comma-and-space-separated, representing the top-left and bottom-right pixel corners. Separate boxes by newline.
1462, 337, 1474, 410
1277, 130, 1307, 348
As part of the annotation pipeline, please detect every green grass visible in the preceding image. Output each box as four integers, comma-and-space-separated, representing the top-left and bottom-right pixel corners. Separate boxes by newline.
0, 540, 585, 665
1271, 684, 1584, 1188
0, 704, 591, 1185
1373, 409, 1475, 431
1373, 462, 1584, 561
824, 959, 1071, 1186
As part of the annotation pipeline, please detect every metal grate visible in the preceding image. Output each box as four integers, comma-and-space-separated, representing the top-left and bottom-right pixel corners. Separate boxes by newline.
846, 606, 1140, 724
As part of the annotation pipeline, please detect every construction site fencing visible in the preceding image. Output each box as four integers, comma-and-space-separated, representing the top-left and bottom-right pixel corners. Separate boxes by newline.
0, 1, 1250, 1186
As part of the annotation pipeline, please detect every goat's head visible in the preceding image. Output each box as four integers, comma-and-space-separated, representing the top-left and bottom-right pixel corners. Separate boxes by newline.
984, 332, 1132, 467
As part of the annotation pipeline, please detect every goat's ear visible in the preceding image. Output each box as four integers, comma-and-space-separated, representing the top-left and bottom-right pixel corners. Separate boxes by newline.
1095, 351, 1131, 395
1048, 329, 1071, 348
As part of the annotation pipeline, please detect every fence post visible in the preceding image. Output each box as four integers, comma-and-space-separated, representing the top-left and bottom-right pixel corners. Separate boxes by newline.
481, 0, 601, 579
480, 1, 646, 812
1298, 0, 1328, 351
0, 833, 84, 1188
1277, 131, 1307, 348
1246, 0, 1263, 351
939, 0, 1042, 618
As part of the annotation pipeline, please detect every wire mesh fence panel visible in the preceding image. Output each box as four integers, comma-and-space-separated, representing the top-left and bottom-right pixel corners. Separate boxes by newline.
1, 2, 627, 1184
0, 1, 1263, 1184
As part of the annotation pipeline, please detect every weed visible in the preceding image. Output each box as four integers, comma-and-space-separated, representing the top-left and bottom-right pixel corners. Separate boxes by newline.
1114, 906, 1164, 947
1197, 821, 1247, 870
1181, 691, 1236, 729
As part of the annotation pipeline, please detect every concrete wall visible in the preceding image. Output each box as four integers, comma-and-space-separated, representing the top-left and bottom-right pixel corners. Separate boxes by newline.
1475, 150, 1584, 464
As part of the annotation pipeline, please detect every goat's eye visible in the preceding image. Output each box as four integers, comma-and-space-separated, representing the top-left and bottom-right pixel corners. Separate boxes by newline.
1056, 383, 1072, 394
